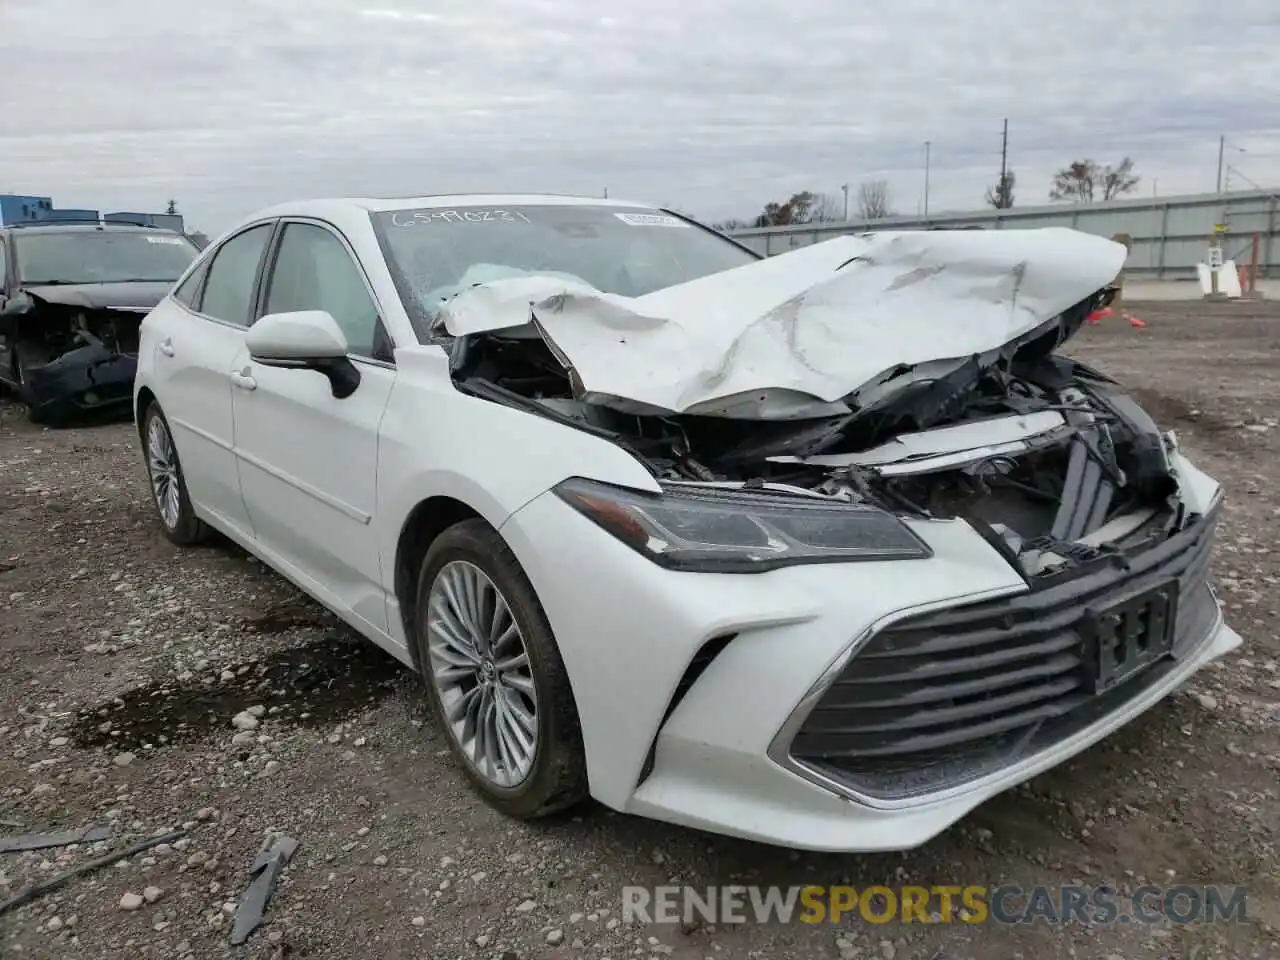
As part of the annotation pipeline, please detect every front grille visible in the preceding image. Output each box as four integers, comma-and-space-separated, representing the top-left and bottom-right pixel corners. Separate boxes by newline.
787, 508, 1220, 801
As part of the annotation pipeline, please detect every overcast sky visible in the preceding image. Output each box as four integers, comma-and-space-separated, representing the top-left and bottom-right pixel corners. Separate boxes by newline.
1, 0, 1277, 236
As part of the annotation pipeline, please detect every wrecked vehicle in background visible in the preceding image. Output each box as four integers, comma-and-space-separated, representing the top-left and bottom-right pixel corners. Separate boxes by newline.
135, 196, 1240, 852
0, 222, 200, 425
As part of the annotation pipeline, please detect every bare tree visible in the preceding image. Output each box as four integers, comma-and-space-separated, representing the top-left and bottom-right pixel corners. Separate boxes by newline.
1050, 161, 1097, 203
857, 180, 893, 219
809, 192, 845, 222
750, 188, 861, 227
985, 170, 1016, 209
711, 217, 752, 233
1099, 157, 1139, 200
754, 203, 787, 227
1050, 158, 1140, 203
753, 191, 820, 227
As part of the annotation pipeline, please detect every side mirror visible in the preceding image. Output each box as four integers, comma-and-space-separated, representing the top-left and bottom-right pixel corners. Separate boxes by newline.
247, 310, 361, 399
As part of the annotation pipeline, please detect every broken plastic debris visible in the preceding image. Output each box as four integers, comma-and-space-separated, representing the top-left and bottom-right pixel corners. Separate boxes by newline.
0, 824, 111, 854
0, 829, 186, 917
228, 833, 299, 945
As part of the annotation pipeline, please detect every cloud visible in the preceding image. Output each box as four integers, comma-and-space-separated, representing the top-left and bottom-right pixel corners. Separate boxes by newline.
0, 0, 1276, 232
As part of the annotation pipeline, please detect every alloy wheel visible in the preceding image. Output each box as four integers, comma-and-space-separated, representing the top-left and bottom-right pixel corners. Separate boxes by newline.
426, 560, 539, 788
147, 414, 182, 531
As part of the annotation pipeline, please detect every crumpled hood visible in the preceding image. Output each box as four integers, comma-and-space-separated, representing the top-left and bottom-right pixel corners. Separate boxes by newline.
440, 227, 1127, 420
21, 281, 172, 311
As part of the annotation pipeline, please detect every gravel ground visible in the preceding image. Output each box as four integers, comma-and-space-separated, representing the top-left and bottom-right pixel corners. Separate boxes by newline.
0, 299, 1277, 960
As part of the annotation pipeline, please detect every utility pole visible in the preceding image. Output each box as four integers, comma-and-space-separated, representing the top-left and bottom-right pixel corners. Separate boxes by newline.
841, 183, 849, 221
999, 118, 1008, 186
923, 141, 931, 217
1216, 135, 1224, 193
603, 186, 608, 199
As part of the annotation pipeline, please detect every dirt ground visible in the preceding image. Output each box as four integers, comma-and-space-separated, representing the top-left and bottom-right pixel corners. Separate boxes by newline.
0, 300, 1277, 960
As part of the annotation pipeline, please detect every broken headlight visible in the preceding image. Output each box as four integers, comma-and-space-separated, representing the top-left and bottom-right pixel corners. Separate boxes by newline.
554, 478, 931, 573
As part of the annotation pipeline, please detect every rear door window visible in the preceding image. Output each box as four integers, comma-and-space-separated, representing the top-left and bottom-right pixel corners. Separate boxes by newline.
199, 225, 273, 326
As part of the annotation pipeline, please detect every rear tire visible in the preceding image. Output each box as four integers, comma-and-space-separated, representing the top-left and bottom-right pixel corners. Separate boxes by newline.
141, 402, 207, 546
413, 519, 588, 819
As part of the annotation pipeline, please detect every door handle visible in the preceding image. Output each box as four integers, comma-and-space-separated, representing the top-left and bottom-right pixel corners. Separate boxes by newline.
230, 370, 257, 391
159, 338, 175, 357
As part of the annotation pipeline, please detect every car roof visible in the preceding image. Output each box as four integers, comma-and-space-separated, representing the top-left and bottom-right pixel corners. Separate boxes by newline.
2, 222, 184, 236
363, 194, 652, 211
250, 193, 657, 220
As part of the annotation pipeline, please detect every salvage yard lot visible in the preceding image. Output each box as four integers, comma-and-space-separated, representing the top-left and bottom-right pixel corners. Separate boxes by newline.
1, 299, 1278, 960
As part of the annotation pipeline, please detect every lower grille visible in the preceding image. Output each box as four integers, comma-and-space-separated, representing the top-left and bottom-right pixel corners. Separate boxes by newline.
787, 508, 1220, 801
636, 633, 737, 787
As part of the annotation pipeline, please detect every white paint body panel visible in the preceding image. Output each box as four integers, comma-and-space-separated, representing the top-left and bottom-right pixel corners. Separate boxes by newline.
140, 308, 254, 532
229, 345, 394, 635
132, 195, 1237, 853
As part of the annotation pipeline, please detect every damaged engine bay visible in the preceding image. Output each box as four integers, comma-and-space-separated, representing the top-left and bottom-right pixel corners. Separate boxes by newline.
0, 290, 147, 422
447, 284, 1198, 582
6, 294, 144, 362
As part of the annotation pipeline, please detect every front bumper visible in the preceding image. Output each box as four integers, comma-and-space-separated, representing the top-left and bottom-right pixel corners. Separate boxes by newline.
501, 478, 1238, 852
23, 345, 137, 425
783, 505, 1222, 804
634, 613, 1238, 852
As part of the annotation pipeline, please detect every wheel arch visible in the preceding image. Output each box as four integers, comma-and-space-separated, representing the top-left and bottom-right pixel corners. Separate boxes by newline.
394, 495, 488, 670
134, 386, 157, 439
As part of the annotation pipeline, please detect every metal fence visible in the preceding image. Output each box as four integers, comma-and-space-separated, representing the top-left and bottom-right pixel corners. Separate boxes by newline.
726, 188, 1279, 278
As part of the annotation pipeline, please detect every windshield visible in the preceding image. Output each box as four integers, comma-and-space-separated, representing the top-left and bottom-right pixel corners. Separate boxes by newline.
14, 231, 200, 285
369, 205, 759, 337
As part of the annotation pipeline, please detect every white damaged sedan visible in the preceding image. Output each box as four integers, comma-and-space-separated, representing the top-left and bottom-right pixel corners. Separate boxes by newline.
133, 195, 1241, 851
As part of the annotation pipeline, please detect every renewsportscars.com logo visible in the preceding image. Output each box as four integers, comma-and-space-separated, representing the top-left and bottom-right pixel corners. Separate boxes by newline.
622, 884, 1250, 926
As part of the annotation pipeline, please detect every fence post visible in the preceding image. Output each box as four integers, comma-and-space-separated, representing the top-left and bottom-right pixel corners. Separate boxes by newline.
1156, 204, 1169, 279
1266, 197, 1277, 279
1250, 234, 1260, 295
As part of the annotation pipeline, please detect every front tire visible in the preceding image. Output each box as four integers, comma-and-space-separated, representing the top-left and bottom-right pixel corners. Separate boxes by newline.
11, 346, 45, 425
141, 402, 207, 546
413, 519, 588, 819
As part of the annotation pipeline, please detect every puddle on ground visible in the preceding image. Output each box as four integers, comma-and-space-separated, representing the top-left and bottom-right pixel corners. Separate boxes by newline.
67, 634, 407, 751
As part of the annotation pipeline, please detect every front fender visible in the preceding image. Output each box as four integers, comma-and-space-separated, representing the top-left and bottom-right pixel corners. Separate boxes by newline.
375, 347, 661, 627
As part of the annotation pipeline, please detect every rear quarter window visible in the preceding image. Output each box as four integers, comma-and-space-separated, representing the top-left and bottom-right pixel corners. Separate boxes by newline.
172, 259, 209, 310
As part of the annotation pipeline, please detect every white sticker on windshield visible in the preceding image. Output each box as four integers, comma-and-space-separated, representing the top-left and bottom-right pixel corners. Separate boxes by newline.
146, 236, 187, 245
613, 213, 690, 228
